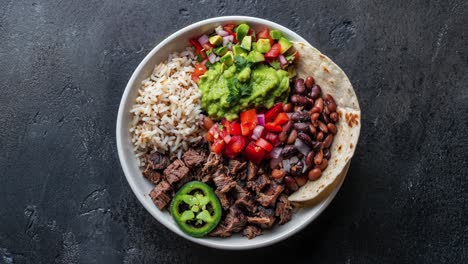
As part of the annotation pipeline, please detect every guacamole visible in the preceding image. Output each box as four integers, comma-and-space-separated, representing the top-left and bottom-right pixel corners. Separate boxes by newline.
198, 60, 290, 120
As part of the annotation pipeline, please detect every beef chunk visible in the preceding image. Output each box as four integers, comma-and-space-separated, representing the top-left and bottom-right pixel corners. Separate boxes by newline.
183, 149, 206, 168
210, 206, 247, 237
275, 194, 293, 225
256, 183, 285, 208
215, 189, 231, 210
247, 174, 270, 193
163, 159, 190, 185
213, 173, 236, 193
146, 152, 170, 170
243, 225, 262, 239
247, 207, 276, 229
246, 161, 258, 181
149, 181, 173, 209
143, 166, 162, 185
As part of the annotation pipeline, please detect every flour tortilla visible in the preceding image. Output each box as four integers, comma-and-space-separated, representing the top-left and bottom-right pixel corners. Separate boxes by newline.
288, 42, 361, 204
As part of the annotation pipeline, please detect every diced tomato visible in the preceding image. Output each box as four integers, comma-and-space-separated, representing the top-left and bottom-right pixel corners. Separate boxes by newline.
191, 63, 207, 82
205, 132, 214, 142
256, 138, 273, 152
221, 119, 231, 134
293, 51, 300, 61
265, 102, 283, 121
223, 24, 236, 33
202, 42, 214, 51
265, 43, 281, 58
189, 38, 203, 51
211, 140, 225, 154
240, 109, 257, 129
265, 132, 280, 146
248, 28, 256, 41
264, 123, 282, 133
243, 142, 265, 164
273, 113, 289, 126
241, 123, 251, 136
230, 122, 241, 135
257, 28, 274, 45
223, 134, 232, 144
224, 135, 246, 158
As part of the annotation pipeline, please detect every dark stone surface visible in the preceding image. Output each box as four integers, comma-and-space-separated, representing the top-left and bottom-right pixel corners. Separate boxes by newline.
0, 0, 467, 263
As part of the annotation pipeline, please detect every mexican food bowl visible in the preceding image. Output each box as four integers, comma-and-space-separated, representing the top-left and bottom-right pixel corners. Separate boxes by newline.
116, 16, 360, 250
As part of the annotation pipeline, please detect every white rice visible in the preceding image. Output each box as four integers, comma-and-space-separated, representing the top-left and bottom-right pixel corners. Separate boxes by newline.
129, 47, 203, 167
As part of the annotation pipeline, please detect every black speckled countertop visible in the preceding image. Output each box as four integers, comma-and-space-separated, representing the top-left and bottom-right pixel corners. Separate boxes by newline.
0, 0, 467, 263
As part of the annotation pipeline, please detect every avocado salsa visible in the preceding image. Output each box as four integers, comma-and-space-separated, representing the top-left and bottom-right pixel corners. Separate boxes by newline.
190, 23, 299, 120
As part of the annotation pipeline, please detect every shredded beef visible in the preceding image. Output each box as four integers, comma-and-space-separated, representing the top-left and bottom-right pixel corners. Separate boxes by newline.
228, 159, 247, 176
215, 189, 231, 210
183, 149, 206, 168
213, 172, 236, 193
246, 161, 258, 181
243, 225, 262, 239
247, 207, 276, 229
143, 165, 162, 185
146, 152, 170, 170
210, 206, 247, 237
234, 194, 257, 213
275, 194, 293, 225
163, 159, 190, 185
149, 181, 173, 209
256, 183, 285, 208
202, 152, 222, 174
247, 174, 271, 193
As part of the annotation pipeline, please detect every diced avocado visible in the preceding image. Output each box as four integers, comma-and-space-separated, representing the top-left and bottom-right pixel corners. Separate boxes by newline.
235, 23, 250, 42
270, 29, 282, 40
278, 37, 293, 54
247, 50, 265, 63
209, 35, 223, 46
214, 46, 228, 56
233, 44, 247, 56
252, 42, 257, 52
241, 35, 252, 51
256, 39, 271, 53
220, 51, 234, 66
238, 67, 251, 82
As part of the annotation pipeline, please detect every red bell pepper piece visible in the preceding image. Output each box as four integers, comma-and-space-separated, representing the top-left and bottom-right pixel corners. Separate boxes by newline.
264, 123, 282, 133
265, 132, 280, 146
255, 138, 273, 152
243, 142, 265, 164
221, 119, 231, 134
273, 113, 289, 126
264, 102, 283, 121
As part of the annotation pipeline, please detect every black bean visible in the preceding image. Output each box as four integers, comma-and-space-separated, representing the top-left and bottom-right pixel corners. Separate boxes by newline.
308, 168, 322, 181
297, 132, 313, 146
309, 84, 322, 99
312, 141, 323, 151
284, 176, 299, 191
287, 129, 298, 144
283, 103, 293, 113
281, 145, 298, 157
327, 123, 337, 134
316, 131, 324, 141
318, 159, 328, 171
290, 161, 304, 176
324, 94, 337, 112
291, 111, 311, 121
323, 134, 334, 148
293, 123, 309, 132
318, 121, 328, 133
291, 95, 307, 105
323, 148, 331, 160
314, 150, 323, 165
330, 112, 339, 123
305, 151, 315, 167
321, 112, 330, 124
294, 78, 306, 94
279, 120, 293, 142
305, 76, 315, 90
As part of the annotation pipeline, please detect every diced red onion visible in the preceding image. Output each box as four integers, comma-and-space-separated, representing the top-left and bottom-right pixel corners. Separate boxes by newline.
270, 158, 282, 169
215, 25, 229, 37
227, 42, 233, 50
278, 54, 287, 65
198, 34, 209, 45
208, 52, 217, 64
270, 147, 283, 159
257, 114, 265, 126
223, 35, 234, 46
223, 134, 232, 144
215, 56, 220, 62
201, 59, 208, 65
294, 139, 311, 156
251, 125, 264, 140
286, 112, 293, 118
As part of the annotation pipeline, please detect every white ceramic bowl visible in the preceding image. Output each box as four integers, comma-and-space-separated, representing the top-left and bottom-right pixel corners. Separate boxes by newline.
116, 16, 348, 250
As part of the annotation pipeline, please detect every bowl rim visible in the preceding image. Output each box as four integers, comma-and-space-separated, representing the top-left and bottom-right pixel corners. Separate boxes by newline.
116, 15, 347, 250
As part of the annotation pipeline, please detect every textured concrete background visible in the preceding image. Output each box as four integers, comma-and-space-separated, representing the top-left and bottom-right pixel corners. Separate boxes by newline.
0, 0, 467, 263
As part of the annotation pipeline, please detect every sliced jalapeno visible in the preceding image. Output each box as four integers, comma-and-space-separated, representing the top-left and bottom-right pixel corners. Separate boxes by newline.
170, 181, 222, 237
